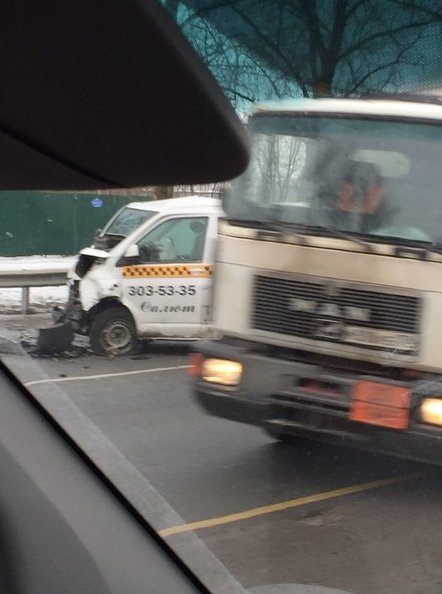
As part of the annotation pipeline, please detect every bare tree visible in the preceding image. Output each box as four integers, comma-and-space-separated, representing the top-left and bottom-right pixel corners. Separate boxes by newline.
158, 1, 442, 199
168, 0, 442, 97
177, 8, 299, 109
253, 134, 305, 203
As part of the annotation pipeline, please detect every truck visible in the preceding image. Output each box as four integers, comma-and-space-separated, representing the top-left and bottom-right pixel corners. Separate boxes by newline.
59, 196, 223, 355
191, 96, 442, 464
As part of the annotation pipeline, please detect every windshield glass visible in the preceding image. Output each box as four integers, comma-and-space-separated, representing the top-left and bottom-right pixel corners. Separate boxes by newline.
5, 2, 442, 594
103, 207, 156, 237
227, 114, 442, 244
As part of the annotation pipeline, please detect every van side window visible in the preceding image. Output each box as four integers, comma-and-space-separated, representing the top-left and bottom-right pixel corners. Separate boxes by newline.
136, 217, 208, 264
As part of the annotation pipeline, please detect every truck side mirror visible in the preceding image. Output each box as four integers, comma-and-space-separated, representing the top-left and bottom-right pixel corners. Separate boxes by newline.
124, 244, 139, 259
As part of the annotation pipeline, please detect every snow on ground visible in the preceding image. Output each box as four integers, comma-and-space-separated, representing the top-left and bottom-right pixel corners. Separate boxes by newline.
0, 255, 76, 272
0, 256, 73, 313
0, 286, 69, 313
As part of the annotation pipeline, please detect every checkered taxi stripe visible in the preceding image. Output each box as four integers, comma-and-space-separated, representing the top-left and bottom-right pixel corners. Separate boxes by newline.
122, 264, 213, 278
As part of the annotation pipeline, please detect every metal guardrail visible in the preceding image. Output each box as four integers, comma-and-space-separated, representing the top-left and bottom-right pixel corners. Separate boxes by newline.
0, 260, 74, 314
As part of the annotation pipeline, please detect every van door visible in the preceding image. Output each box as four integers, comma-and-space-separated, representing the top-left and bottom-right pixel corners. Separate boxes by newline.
119, 216, 212, 335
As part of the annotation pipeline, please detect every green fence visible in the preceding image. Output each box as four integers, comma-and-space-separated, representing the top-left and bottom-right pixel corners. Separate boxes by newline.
0, 192, 151, 256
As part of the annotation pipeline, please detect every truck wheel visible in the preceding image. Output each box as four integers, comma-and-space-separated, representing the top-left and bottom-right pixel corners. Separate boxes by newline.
89, 308, 140, 355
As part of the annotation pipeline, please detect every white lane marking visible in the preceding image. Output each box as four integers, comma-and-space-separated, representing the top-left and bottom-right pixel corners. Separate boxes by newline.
24, 365, 191, 387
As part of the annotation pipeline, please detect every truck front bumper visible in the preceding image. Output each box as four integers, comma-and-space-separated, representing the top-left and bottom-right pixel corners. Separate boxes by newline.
193, 341, 442, 465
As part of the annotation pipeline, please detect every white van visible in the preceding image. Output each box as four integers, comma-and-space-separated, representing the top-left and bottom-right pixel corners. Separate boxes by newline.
63, 196, 223, 355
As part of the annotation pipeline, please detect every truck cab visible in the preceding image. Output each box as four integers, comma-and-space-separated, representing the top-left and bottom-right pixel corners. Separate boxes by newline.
192, 96, 442, 465
65, 196, 223, 355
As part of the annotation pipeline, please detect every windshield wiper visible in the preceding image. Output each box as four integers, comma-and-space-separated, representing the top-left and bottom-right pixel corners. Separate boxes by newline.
364, 234, 442, 259
264, 221, 311, 244
297, 224, 375, 252
262, 221, 377, 251
228, 218, 378, 250
400, 241, 442, 259
227, 218, 311, 244
102, 232, 126, 239
423, 241, 442, 256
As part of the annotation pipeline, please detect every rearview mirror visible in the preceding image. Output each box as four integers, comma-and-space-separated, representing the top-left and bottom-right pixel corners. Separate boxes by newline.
0, 1, 249, 190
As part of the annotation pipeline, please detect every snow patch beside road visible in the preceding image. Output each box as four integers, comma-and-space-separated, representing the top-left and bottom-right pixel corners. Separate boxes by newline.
0, 286, 69, 313
0, 255, 76, 272
0, 256, 74, 313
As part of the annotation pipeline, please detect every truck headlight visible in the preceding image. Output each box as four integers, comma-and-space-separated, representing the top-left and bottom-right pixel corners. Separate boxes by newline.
421, 398, 442, 427
202, 358, 243, 386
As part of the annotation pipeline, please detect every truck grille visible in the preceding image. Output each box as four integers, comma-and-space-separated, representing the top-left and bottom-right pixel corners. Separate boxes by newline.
251, 275, 421, 355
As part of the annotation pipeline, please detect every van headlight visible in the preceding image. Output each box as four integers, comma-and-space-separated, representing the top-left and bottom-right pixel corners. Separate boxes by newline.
421, 398, 442, 427
202, 358, 243, 386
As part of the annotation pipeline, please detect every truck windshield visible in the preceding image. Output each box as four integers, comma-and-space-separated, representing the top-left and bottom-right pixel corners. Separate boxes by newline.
103, 207, 156, 237
227, 114, 442, 245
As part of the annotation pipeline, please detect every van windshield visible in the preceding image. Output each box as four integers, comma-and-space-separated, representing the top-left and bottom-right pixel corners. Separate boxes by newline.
227, 113, 442, 244
103, 206, 156, 238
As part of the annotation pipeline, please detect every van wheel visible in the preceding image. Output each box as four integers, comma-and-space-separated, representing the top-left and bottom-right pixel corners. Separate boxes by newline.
89, 308, 140, 355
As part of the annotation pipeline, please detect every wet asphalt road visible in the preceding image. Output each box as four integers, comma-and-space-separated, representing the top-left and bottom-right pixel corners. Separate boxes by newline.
1, 313, 442, 594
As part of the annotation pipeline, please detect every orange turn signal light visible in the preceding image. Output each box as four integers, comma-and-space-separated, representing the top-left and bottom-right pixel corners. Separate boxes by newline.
188, 352, 204, 377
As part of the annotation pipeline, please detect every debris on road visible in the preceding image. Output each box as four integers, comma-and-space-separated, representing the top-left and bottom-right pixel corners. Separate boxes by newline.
37, 322, 74, 355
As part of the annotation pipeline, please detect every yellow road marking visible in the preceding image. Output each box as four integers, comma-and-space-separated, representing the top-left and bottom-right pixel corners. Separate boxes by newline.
160, 472, 422, 538
24, 364, 191, 387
